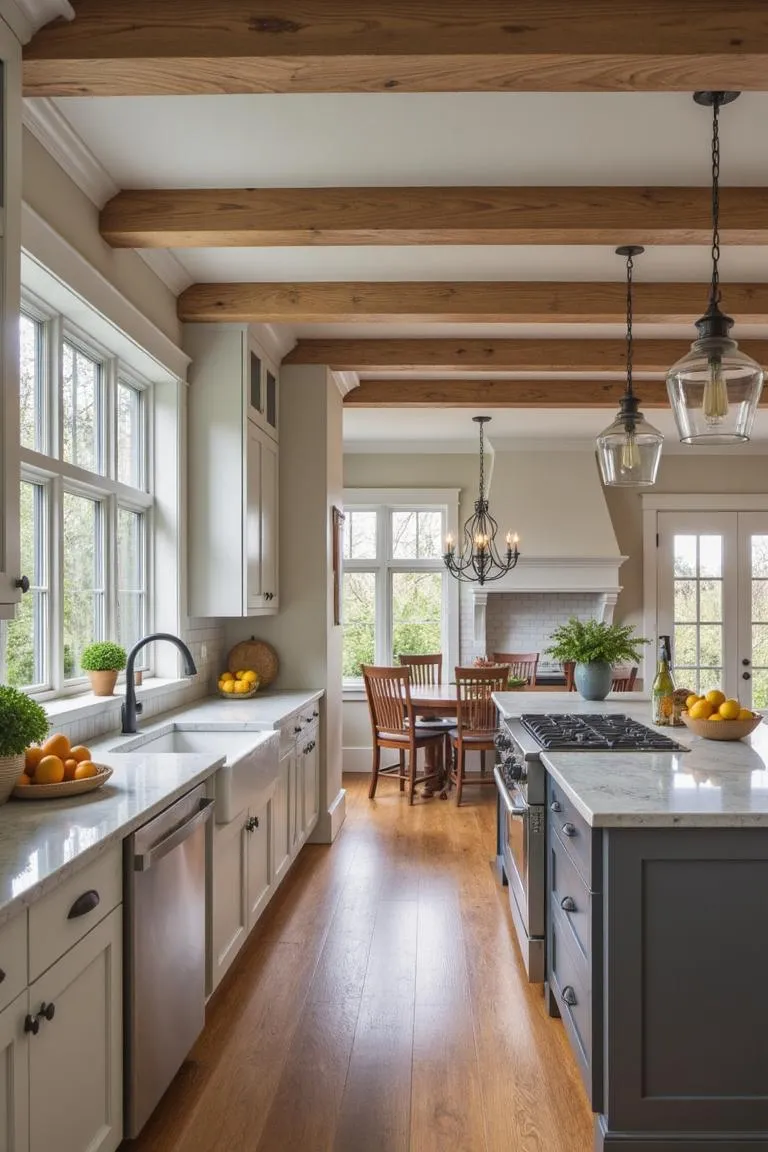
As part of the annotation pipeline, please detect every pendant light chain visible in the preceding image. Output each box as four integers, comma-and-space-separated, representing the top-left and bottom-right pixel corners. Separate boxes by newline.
477, 417, 485, 500
710, 94, 722, 307
624, 249, 635, 398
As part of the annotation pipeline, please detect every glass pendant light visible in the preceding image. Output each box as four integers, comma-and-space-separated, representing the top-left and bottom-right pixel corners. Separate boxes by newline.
597, 246, 663, 487
667, 92, 764, 444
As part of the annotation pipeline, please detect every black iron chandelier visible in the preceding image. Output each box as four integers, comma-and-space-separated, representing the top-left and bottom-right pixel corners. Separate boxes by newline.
596, 245, 664, 487
666, 91, 764, 444
443, 415, 520, 585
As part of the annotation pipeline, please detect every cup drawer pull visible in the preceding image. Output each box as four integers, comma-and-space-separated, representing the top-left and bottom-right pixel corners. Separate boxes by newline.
0, 967, 5, 984
67, 889, 100, 919
561, 985, 578, 1008
560, 896, 577, 913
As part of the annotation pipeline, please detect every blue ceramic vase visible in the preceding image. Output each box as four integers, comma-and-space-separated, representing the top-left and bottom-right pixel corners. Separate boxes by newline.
574, 661, 612, 701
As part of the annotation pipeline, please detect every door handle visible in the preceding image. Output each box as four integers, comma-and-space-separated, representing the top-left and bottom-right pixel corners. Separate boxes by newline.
133, 798, 215, 871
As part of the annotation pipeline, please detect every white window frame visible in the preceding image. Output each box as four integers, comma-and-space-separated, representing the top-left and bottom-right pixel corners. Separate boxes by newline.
342, 488, 460, 694
4, 295, 154, 699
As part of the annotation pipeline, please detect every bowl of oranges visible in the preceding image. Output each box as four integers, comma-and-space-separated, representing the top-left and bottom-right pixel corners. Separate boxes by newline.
681, 690, 762, 742
14, 734, 112, 799
218, 669, 261, 699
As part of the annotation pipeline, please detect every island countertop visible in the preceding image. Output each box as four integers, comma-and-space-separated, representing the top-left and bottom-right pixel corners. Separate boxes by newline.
0, 752, 227, 927
492, 690, 768, 828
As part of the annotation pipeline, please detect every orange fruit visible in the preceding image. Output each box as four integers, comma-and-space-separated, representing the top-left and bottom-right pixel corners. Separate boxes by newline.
718, 699, 741, 721
738, 708, 755, 721
42, 733, 70, 760
73, 761, 99, 780
24, 746, 44, 772
709, 713, 724, 721
689, 699, 714, 721
35, 755, 65, 784
705, 690, 726, 709
16, 773, 31, 787
69, 745, 91, 763
63, 759, 78, 781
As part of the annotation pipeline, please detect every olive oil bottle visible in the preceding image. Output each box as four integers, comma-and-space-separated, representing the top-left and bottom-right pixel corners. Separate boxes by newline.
652, 635, 675, 726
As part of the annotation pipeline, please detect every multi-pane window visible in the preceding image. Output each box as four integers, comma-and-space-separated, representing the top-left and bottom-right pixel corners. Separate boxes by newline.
342, 500, 453, 684
672, 533, 723, 696
2, 306, 153, 695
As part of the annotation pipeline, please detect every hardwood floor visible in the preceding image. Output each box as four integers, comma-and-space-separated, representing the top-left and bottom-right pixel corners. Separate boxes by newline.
125, 775, 593, 1152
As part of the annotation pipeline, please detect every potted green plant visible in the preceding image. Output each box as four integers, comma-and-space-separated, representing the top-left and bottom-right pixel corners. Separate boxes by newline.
80, 641, 127, 697
0, 687, 48, 803
546, 617, 648, 701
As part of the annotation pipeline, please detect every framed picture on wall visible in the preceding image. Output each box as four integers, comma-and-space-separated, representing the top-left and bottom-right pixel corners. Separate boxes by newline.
332, 506, 345, 626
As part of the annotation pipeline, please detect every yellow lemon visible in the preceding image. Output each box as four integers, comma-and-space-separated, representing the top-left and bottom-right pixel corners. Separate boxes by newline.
221, 680, 236, 694
708, 713, 724, 722
738, 708, 755, 721
685, 694, 700, 710
238, 680, 252, 694
241, 670, 257, 684
689, 699, 714, 721
235, 669, 248, 680
220, 671, 235, 682
705, 690, 726, 709
718, 699, 741, 720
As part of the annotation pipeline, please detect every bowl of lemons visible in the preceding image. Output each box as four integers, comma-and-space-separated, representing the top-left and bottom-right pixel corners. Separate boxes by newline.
681, 689, 762, 741
218, 669, 261, 699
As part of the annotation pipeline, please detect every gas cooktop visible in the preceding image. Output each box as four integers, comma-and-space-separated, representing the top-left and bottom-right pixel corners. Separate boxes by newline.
520, 714, 688, 752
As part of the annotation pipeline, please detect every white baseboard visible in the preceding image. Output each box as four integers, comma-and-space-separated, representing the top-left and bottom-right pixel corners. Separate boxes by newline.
343, 746, 373, 773
309, 787, 347, 843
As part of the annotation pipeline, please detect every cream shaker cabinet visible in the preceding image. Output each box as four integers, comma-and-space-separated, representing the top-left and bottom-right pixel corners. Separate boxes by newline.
0, 991, 28, 1152
185, 324, 279, 617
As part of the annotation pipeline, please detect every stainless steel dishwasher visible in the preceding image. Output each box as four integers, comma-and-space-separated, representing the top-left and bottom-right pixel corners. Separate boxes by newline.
124, 783, 214, 1138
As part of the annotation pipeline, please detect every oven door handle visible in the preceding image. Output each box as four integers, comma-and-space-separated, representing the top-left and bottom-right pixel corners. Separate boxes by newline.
493, 766, 528, 816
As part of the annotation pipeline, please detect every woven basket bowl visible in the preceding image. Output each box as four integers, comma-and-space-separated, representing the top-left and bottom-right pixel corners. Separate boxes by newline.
0, 753, 24, 804
217, 684, 260, 700
681, 712, 762, 742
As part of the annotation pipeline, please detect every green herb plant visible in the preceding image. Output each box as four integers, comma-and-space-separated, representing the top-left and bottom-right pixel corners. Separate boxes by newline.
546, 617, 648, 666
80, 641, 127, 672
0, 686, 48, 757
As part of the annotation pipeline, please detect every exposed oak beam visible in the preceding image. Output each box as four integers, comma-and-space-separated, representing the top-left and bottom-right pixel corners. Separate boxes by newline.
104, 187, 768, 249
24, 1, 768, 97
178, 280, 768, 324
283, 338, 768, 373
344, 379, 671, 408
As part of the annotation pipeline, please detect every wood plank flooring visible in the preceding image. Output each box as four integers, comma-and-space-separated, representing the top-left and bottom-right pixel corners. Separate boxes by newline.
124, 775, 593, 1152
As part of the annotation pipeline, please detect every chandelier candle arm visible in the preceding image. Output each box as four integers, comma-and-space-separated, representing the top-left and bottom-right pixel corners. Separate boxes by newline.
666, 91, 764, 446
443, 415, 520, 586
596, 247, 663, 488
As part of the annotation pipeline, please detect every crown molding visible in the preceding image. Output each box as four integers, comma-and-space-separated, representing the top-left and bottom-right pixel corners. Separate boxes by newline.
333, 371, 359, 398
23, 96, 118, 207
134, 248, 193, 296
249, 323, 296, 365
4, 0, 72, 42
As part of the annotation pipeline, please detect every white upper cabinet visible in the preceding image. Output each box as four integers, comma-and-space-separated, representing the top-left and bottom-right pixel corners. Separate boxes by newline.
185, 324, 279, 617
0, 19, 21, 618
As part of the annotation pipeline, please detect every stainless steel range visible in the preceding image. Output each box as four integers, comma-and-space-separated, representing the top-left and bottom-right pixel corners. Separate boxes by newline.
494, 712, 687, 983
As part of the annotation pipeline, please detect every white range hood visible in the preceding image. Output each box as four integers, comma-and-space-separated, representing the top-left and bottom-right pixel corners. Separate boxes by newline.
469, 448, 627, 647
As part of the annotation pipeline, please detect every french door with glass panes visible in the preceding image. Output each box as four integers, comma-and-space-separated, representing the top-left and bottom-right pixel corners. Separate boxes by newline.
657, 511, 768, 708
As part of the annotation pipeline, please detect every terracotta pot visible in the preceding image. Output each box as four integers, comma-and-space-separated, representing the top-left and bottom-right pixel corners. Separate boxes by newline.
0, 753, 24, 804
88, 669, 119, 697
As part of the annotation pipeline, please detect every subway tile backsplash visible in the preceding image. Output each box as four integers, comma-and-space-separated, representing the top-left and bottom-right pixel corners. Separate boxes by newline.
460, 590, 603, 664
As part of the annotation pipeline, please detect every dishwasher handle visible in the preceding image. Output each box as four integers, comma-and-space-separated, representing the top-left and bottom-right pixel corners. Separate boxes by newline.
133, 797, 215, 872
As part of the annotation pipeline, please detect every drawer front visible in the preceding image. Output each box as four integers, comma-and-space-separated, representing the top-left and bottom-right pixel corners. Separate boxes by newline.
548, 777, 596, 890
280, 713, 303, 755
549, 905, 599, 1108
29, 844, 122, 981
550, 826, 592, 968
0, 913, 27, 1013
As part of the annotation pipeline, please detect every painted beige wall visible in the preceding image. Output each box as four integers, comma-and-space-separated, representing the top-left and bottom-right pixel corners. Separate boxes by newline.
22, 127, 181, 345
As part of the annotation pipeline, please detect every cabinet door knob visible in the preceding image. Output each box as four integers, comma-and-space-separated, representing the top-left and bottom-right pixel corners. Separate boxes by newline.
14, 576, 29, 593
68, 889, 100, 919
312, 710, 319, 718
550, 800, 562, 813
743, 672, 752, 680
562, 822, 576, 838
24, 1014, 39, 1035
37, 1002, 55, 1022
561, 985, 577, 1008
743, 658, 752, 666
294, 726, 302, 734
560, 896, 577, 913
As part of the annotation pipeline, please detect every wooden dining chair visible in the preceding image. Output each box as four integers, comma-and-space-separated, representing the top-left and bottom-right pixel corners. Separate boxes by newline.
611, 666, 638, 692
397, 653, 442, 685
492, 651, 539, 686
450, 665, 510, 806
362, 665, 445, 804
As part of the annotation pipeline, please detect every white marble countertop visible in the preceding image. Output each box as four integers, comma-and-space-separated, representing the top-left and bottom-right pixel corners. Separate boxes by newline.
492, 690, 768, 828
0, 752, 224, 927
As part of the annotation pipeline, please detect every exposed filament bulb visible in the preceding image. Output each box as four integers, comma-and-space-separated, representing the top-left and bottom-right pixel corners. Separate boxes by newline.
620, 429, 641, 473
702, 355, 729, 425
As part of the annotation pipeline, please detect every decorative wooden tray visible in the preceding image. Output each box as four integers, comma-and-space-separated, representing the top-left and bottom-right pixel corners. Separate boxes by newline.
13, 765, 113, 800
226, 639, 279, 687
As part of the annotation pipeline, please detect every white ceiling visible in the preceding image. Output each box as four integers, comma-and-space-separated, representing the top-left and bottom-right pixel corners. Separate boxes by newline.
32, 89, 768, 451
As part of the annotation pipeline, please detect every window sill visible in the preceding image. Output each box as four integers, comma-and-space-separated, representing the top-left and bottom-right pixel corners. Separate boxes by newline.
343, 686, 366, 703
39, 678, 195, 726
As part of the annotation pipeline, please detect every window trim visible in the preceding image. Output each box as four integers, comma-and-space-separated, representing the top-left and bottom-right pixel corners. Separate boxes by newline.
342, 488, 459, 695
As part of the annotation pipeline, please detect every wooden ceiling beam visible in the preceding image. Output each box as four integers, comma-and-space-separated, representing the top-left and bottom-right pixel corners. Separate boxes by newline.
344, 379, 671, 408
178, 280, 768, 324
283, 338, 768, 373
344, 378, 768, 408
24, 1, 768, 97
103, 187, 768, 249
